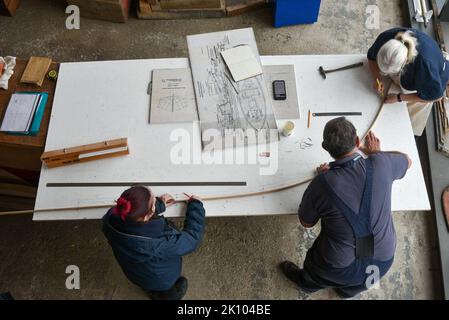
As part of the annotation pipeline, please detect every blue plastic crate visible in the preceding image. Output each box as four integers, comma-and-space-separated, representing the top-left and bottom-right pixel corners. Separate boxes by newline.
274, 0, 322, 27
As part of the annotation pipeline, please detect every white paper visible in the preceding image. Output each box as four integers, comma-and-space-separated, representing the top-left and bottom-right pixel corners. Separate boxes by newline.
150, 68, 198, 124
221, 45, 263, 82
263, 65, 300, 119
187, 28, 278, 150
0, 93, 40, 132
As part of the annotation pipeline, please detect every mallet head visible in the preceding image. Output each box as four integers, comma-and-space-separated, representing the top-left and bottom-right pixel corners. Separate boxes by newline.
318, 66, 326, 79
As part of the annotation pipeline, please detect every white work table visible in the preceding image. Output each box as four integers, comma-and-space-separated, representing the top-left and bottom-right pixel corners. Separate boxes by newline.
33, 55, 431, 220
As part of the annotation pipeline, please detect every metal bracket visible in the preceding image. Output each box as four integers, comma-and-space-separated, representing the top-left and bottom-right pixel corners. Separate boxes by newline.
413, 0, 434, 27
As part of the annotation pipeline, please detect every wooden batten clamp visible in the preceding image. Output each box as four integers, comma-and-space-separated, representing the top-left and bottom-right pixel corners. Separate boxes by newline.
41, 138, 130, 169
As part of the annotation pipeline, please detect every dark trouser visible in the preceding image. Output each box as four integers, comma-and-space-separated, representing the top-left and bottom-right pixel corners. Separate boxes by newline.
147, 277, 187, 300
299, 250, 394, 298
0, 292, 14, 300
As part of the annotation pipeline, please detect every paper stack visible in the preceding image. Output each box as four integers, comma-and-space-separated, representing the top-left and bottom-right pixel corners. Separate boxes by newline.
0, 92, 48, 136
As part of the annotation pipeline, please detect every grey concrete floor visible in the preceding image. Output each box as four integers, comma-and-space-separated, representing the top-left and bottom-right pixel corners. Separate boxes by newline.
0, 0, 444, 299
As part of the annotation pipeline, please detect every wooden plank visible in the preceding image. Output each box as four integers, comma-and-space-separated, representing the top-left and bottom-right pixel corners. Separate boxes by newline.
160, 0, 222, 9
41, 138, 129, 168
0, 0, 20, 16
41, 138, 128, 160
443, 187, 449, 230
44, 149, 129, 168
0, 144, 43, 171
0, 183, 36, 198
67, 0, 131, 23
0, 59, 59, 149
226, 0, 266, 16
139, 0, 153, 14
150, 0, 162, 10
138, 0, 225, 18
0, 168, 29, 184
0, 195, 35, 211
138, 7, 226, 18
20, 57, 52, 87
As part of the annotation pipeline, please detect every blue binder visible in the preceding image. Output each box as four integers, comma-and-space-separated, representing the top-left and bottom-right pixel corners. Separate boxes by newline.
6, 92, 48, 136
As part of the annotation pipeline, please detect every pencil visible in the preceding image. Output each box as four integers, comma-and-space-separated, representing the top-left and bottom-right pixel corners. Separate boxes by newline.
376, 78, 382, 94
308, 110, 311, 128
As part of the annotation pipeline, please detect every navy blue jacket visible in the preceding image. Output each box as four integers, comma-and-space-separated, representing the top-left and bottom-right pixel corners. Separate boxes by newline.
102, 200, 206, 291
368, 27, 449, 100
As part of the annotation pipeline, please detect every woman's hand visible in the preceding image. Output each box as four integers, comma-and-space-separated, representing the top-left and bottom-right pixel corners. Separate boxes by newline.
160, 193, 176, 207
384, 94, 399, 104
368, 60, 384, 95
316, 163, 330, 174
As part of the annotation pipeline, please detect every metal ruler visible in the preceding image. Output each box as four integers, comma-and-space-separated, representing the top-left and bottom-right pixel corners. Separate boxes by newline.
312, 112, 362, 117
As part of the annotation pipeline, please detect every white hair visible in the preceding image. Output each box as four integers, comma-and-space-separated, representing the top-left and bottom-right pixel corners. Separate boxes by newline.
377, 31, 419, 75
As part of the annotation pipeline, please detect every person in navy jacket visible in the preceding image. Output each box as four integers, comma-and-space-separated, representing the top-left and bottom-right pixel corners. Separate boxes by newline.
368, 27, 449, 136
102, 185, 205, 300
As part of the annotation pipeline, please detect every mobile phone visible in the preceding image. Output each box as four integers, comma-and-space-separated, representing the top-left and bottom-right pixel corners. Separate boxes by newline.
273, 80, 287, 100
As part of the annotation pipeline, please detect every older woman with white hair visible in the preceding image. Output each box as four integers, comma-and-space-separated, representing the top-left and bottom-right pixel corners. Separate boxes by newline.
368, 27, 449, 136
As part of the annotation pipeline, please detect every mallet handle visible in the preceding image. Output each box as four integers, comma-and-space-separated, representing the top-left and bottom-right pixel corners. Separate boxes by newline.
327, 62, 364, 73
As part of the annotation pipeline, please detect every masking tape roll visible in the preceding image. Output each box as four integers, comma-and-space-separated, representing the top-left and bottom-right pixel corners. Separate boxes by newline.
282, 121, 295, 137
48, 70, 58, 81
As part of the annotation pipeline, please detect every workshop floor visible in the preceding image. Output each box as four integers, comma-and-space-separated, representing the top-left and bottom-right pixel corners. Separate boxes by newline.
0, 0, 444, 299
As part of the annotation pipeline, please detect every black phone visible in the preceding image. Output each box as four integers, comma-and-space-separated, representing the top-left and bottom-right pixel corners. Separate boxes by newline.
273, 80, 287, 100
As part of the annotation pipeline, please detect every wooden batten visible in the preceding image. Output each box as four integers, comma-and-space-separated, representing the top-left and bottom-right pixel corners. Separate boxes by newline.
159, 0, 223, 10
138, 0, 226, 19
226, 0, 267, 16
41, 138, 129, 168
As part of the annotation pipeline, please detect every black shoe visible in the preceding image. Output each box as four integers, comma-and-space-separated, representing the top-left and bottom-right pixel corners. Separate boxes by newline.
279, 261, 321, 294
148, 276, 188, 300
334, 287, 357, 299
0, 292, 14, 300
279, 261, 302, 285
173, 276, 188, 300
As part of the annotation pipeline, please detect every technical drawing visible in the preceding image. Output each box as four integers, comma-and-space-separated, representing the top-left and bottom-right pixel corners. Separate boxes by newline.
149, 68, 198, 124
187, 28, 278, 149
156, 94, 189, 113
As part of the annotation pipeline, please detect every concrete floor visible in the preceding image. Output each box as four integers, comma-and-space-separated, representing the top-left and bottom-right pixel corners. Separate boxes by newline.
0, 0, 444, 299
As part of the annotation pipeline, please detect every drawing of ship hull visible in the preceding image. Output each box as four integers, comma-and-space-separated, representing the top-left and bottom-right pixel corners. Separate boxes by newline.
236, 77, 268, 131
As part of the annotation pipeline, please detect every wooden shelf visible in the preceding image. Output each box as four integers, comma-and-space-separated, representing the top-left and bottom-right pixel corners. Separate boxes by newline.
0, 59, 58, 171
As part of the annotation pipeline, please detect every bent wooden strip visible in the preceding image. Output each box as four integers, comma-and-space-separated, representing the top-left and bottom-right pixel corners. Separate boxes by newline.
0, 91, 388, 217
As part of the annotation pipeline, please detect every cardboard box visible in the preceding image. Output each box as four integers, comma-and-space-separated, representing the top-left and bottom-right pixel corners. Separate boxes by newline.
0, 0, 21, 16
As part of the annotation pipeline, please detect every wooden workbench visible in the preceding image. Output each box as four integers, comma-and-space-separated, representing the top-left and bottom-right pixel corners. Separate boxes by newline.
32, 55, 430, 220
0, 58, 59, 171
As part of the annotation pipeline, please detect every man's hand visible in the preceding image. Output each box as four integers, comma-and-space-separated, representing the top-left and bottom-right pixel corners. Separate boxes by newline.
361, 131, 381, 155
160, 193, 176, 207
316, 163, 330, 174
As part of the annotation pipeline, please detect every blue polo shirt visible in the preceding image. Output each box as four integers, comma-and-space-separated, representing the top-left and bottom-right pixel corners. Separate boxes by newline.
368, 27, 449, 101
298, 152, 409, 268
